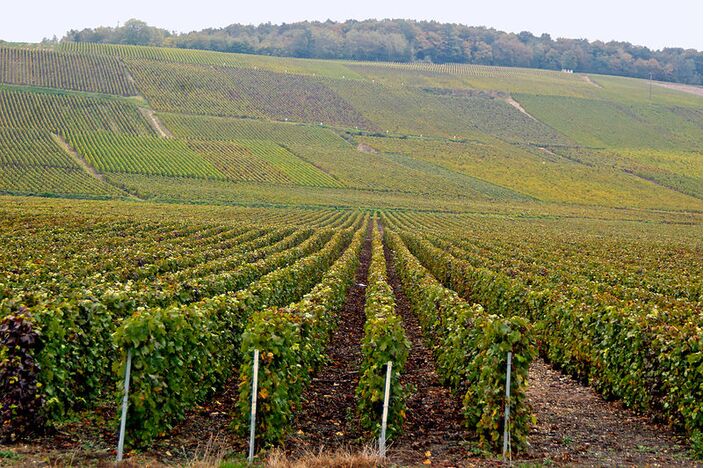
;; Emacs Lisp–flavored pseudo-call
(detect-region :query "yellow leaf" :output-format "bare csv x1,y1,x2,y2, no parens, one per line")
425,451,432,457
423,460,432,465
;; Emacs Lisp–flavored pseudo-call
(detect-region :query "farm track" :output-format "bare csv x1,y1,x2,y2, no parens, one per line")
51,133,144,200
519,358,696,466
381,229,472,467
284,221,373,455
139,107,173,138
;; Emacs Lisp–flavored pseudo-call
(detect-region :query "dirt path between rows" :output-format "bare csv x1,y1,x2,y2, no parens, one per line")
52,133,108,182
382,229,472,467
140,372,248,464
582,75,602,88
284,221,373,456
503,95,537,121
517,358,696,466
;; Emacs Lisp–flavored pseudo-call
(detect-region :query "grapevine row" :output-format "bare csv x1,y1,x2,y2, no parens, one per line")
114,226,355,444
0,46,137,96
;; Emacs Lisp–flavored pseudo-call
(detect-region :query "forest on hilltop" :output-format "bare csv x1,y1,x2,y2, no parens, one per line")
58,18,703,85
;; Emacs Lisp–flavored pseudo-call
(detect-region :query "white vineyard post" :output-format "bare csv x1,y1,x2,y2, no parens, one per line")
116,349,132,462
502,351,513,463
248,349,260,463
379,360,393,458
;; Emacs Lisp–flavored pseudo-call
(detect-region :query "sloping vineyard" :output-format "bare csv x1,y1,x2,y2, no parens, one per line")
184,139,293,184
0,128,77,168
125,58,374,128
58,41,360,79
0,88,152,135
157,113,489,196
0,127,125,196
0,165,123,197
347,61,599,97
65,131,224,179
59,41,247,67
0,47,137,96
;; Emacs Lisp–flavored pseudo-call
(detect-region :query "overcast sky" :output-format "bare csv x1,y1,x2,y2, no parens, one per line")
2,0,702,50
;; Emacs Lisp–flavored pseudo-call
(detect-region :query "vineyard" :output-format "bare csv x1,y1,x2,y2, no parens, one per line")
0,47,137,96
0,42,699,211
0,38,701,466
0,197,701,466
125,59,375,128
64,131,224,179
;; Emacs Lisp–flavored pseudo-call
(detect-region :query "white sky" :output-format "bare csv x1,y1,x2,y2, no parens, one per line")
2,0,702,50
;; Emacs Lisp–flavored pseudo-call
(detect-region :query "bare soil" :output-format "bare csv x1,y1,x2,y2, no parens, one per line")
356,143,378,154
503,95,537,120
284,221,373,456
139,107,173,138
516,358,696,466
581,75,602,88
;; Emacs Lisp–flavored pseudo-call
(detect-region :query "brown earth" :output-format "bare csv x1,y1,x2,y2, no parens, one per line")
516,358,696,466
284,221,373,456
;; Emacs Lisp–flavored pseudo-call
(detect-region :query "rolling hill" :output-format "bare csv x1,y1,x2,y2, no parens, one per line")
0,41,701,213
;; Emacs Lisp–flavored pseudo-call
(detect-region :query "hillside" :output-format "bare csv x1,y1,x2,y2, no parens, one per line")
0,42,701,213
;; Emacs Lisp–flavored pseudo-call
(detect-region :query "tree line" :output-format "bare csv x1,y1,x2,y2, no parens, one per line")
61,19,703,85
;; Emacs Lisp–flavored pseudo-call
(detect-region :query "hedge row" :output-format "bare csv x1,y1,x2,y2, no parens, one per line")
385,230,535,450
235,217,370,445
355,224,409,439
113,227,354,446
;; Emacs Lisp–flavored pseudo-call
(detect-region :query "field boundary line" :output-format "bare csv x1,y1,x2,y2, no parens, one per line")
139,107,173,138
503,95,537,120
51,133,144,200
